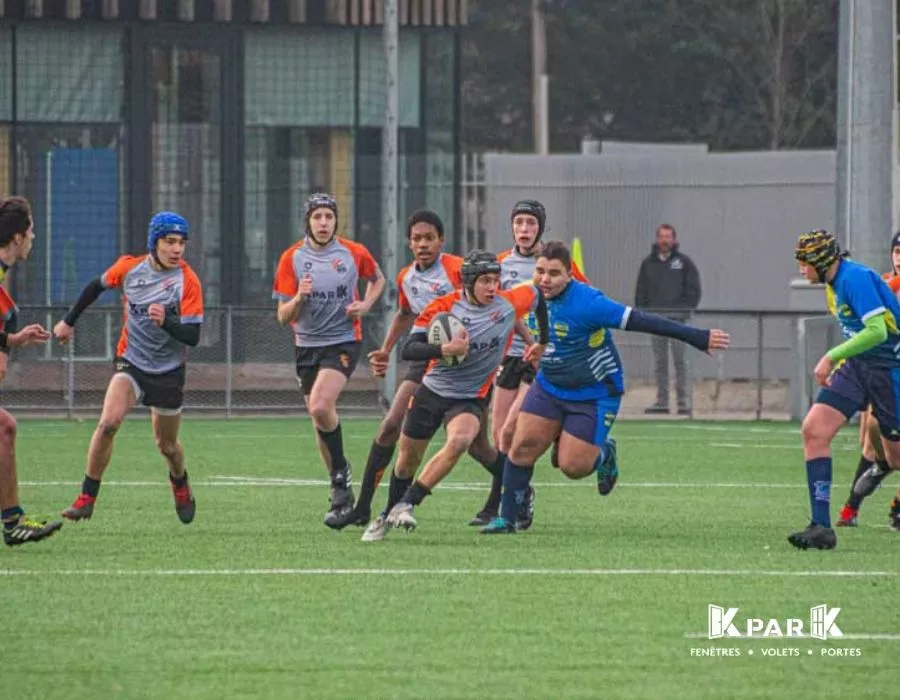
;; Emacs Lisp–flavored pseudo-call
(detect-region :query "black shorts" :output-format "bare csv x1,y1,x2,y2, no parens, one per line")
402,360,429,384
295,342,361,395
495,354,536,390
114,358,185,413
402,384,490,441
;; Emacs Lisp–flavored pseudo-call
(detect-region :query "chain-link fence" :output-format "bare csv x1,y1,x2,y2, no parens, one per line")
0,305,833,421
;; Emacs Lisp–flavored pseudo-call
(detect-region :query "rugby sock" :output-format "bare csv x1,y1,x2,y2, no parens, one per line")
805,457,832,528
318,424,348,481
386,472,413,514
82,475,101,498
849,459,891,508
401,480,431,507
846,456,873,508
169,470,188,489
357,442,395,512
1,505,24,530
499,457,534,523
592,444,610,471
481,452,505,511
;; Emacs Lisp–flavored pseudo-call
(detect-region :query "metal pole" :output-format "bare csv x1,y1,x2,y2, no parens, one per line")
835,0,893,269
531,0,548,154
538,74,550,155
225,306,233,419
66,336,75,420
756,313,764,421
382,0,400,402
44,150,53,361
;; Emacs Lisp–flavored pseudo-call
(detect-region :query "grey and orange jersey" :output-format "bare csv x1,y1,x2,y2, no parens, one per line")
397,253,463,316
498,247,590,357
273,236,382,347
102,255,204,374
413,285,539,399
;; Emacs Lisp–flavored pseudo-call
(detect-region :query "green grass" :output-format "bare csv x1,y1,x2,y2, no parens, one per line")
3,418,899,699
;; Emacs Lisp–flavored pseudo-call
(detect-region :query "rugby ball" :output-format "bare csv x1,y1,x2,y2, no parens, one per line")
427,312,467,367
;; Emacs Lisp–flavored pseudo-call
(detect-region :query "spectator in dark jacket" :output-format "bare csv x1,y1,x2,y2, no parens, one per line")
634,224,702,415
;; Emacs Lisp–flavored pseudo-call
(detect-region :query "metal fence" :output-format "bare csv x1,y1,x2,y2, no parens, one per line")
0,305,834,422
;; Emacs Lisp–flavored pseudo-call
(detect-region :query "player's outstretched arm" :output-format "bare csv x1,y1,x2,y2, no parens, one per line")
53,276,108,343
624,308,729,353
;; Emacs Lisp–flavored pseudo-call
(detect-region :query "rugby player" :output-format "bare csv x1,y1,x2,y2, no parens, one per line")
482,241,729,534
791,230,900,548
363,250,548,540
55,212,204,525
273,193,385,525
0,196,62,546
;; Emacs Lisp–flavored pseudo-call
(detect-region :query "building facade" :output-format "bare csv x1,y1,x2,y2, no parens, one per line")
0,0,465,308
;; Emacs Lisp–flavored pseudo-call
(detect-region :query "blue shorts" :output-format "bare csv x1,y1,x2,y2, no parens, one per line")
817,359,900,440
520,380,621,446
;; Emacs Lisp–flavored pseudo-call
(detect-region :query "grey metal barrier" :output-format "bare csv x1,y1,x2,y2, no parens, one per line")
0,305,832,421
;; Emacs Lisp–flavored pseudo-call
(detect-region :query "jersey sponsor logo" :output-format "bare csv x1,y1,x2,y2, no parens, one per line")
490,310,503,323
589,329,607,348
309,284,349,302
128,301,178,318
553,322,569,338
471,336,502,352
331,259,347,273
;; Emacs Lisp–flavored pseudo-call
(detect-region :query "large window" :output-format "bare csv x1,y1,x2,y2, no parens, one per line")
149,45,223,307
10,26,124,306
0,28,11,123
244,127,353,304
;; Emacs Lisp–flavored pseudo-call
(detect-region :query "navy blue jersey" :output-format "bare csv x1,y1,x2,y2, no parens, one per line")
537,280,630,401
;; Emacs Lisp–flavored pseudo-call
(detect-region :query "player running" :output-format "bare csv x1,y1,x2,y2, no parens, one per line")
363,250,548,540
0,196,62,546
482,241,729,535
788,230,900,549
55,212,204,524
837,232,900,527
325,210,505,530
273,193,385,526
470,201,588,526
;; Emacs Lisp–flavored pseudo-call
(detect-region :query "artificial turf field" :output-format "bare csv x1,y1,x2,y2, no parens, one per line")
3,417,899,699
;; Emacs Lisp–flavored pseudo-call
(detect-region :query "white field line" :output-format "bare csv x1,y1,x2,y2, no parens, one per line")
0,568,897,578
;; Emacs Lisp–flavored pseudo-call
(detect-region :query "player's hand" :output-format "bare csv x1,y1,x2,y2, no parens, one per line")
524,342,546,366
297,275,313,300
442,329,469,358
53,320,75,345
814,354,834,387
0,351,7,383
345,300,370,320
706,329,730,353
148,303,166,326
368,349,390,378
9,324,51,348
